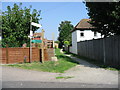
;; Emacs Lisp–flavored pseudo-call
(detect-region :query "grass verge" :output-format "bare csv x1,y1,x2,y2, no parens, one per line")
64,51,120,71
56,76,74,79
6,48,78,73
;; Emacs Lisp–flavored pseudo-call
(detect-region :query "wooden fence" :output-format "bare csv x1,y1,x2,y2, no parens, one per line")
77,35,120,68
0,47,54,64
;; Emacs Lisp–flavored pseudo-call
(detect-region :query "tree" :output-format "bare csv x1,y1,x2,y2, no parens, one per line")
85,1,120,37
54,41,59,44
1,3,42,47
64,41,70,47
58,21,74,48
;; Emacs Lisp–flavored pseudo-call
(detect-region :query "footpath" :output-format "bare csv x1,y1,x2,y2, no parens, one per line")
1,49,119,88
59,49,118,85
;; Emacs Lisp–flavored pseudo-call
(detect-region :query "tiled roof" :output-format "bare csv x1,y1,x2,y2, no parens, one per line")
71,19,96,32
33,33,42,36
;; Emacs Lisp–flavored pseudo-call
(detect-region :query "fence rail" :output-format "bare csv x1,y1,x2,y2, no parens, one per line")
77,35,120,68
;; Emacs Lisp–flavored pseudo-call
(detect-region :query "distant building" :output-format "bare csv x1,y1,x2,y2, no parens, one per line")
54,43,59,48
32,33,42,40
46,40,53,48
70,19,101,54
31,32,54,48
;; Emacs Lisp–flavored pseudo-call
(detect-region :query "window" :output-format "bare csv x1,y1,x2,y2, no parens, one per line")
94,32,97,37
80,32,84,37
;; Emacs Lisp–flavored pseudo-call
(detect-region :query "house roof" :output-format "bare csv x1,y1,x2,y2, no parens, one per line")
33,33,42,37
71,19,96,32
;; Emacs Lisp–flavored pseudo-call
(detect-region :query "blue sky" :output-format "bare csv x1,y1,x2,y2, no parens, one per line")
2,2,89,40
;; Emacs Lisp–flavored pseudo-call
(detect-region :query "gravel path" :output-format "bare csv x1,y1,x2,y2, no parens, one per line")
60,49,118,85
60,55,118,85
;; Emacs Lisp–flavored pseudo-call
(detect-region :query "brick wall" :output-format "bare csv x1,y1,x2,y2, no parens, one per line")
0,48,54,64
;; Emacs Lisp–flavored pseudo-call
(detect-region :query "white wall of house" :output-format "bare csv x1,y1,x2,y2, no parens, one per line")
71,30,79,54
71,30,101,54
0,36,1,40
78,30,101,41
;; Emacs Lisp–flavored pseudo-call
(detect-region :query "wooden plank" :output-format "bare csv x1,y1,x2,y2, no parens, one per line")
6,45,9,64
114,36,119,67
118,36,120,68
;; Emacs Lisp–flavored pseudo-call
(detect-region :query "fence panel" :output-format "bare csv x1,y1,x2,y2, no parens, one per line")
119,36,120,67
114,36,119,67
77,35,120,68
93,39,99,61
0,47,54,64
45,48,54,61
104,37,112,65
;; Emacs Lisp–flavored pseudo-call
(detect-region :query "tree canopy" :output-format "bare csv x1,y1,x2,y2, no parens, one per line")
54,41,59,44
64,41,70,47
85,1,120,37
1,3,42,47
58,21,74,48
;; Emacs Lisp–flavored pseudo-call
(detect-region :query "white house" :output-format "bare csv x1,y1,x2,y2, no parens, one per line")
0,32,1,40
70,19,101,54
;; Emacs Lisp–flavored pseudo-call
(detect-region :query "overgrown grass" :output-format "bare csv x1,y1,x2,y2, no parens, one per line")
55,49,79,64
64,51,120,71
7,48,78,73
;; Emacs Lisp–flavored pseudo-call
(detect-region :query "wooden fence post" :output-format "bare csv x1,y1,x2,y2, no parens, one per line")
41,29,45,63
103,38,106,65
29,45,31,63
6,44,9,64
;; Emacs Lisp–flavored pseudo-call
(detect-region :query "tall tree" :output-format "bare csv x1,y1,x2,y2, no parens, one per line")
58,21,74,48
85,1,120,37
1,3,41,47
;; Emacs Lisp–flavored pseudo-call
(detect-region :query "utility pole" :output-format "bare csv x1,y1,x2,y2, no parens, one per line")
29,17,33,63
52,33,55,57
41,29,45,63
29,17,42,63
103,38,106,65
52,33,55,48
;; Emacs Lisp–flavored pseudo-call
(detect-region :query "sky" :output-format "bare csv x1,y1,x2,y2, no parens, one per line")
2,2,89,41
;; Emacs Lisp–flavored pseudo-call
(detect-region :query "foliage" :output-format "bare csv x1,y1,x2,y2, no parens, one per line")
55,48,79,64
54,41,59,44
55,48,64,56
64,41,70,47
85,1,120,37
58,21,74,48
1,3,42,47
